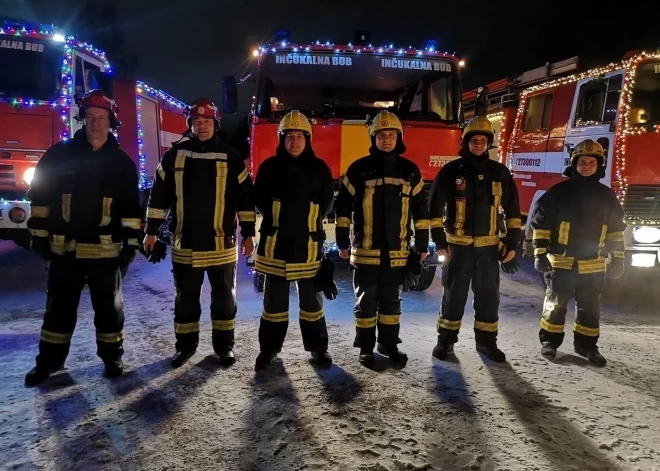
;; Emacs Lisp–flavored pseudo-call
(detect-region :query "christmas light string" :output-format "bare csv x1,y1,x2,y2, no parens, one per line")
507,51,660,223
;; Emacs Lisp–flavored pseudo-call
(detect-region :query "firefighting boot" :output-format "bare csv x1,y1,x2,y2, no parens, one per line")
359,348,375,368
255,351,277,370
217,349,236,366
171,350,196,368
377,343,408,364
311,350,333,367
476,341,507,363
104,359,124,378
575,345,607,367
24,364,64,387
432,338,455,360
541,343,558,359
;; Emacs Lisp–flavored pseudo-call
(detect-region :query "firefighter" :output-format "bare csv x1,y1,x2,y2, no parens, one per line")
531,139,625,366
144,98,255,368
253,110,334,369
335,110,430,368
24,90,142,386
428,116,521,363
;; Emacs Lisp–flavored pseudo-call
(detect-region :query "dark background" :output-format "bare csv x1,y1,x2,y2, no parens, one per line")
2,0,659,132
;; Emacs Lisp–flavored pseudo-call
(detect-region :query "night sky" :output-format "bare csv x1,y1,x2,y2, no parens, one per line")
2,0,659,131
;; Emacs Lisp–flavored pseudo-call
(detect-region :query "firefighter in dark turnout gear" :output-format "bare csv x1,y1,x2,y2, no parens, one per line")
531,139,625,367
336,111,430,368
24,90,142,386
254,111,335,369
429,116,522,363
144,98,256,368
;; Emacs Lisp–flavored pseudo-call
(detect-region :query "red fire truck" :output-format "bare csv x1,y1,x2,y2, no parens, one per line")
463,52,660,269
0,21,188,248
223,32,465,290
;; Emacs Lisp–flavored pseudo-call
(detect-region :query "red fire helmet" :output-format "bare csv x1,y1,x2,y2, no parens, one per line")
187,98,220,122
77,89,120,128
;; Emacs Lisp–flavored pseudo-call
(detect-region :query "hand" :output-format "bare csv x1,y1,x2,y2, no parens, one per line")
534,255,552,273
606,257,625,280
501,249,516,264
339,249,350,259
143,234,157,252
420,252,428,262
241,237,255,257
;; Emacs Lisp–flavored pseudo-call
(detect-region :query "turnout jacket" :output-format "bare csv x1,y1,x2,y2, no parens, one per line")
254,148,334,281
429,150,522,250
145,136,255,268
26,130,142,258
530,176,626,274
335,150,429,267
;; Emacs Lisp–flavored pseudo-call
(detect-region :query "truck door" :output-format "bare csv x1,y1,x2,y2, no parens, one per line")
564,71,624,187
511,92,553,173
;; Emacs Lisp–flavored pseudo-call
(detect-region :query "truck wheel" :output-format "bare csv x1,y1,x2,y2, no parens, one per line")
409,263,437,291
253,272,265,293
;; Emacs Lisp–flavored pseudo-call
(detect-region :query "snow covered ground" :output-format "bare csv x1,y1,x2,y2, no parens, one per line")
1,239,660,471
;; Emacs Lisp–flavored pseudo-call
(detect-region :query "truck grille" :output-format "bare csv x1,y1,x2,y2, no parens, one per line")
624,185,660,221
0,164,15,180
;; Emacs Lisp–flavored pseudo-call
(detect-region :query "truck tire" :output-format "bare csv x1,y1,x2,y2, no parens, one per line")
409,263,437,291
254,272,265,293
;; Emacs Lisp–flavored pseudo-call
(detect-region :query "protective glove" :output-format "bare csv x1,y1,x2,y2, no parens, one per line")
139,238,167,264
606,257,625,280
534,255,553,273
314,255,338,300
500,257,520,274
31,236,52,261
498,239,519,274
402,249,422,292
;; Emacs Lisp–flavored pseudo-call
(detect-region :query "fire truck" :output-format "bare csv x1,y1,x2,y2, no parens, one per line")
463,51,660,269
0,21,188,248
222,32,465,291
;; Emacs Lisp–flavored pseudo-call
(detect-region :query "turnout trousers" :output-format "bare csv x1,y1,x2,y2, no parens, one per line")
437,244,500,344
36,255,124,369
172,262,237,353
258,275,328,353
540,269,603,349
352,264,404,350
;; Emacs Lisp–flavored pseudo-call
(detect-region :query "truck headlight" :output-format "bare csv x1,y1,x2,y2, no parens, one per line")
633,226,660,244
23,167,36,185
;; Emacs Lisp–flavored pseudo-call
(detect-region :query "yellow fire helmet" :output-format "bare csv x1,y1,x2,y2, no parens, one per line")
570,139,605,164
369,110,403,137
278,110,313,139
462,116,494,143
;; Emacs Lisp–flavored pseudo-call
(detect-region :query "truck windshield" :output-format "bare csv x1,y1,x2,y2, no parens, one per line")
0,37,63,102
631,61,660,125
255,52,459,122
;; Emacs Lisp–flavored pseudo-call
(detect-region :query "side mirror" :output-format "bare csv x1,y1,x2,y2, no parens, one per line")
222,76,238,114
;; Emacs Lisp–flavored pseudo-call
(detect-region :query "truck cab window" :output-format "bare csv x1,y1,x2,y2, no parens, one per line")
522,93,553,132
430,76,455,121
74,56,102,100
630,62,660,125
574,75,622,126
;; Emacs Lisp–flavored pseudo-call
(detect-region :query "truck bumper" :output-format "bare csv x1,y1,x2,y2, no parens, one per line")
0,200,30,230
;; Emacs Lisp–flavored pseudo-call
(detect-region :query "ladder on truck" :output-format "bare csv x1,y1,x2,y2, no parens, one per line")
463,56,580,116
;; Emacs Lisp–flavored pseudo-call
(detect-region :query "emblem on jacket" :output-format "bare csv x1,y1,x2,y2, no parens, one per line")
455,177,466,191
